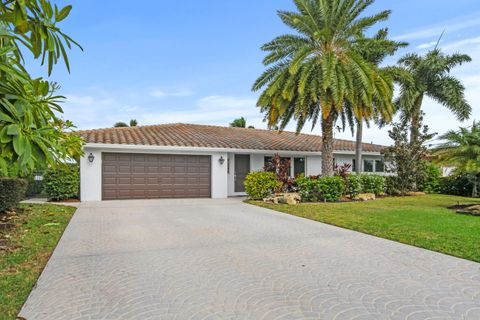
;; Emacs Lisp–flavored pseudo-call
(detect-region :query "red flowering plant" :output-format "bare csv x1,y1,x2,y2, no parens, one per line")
264,153,297,192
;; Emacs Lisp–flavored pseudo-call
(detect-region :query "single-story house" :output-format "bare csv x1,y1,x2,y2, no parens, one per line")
78,123,386,201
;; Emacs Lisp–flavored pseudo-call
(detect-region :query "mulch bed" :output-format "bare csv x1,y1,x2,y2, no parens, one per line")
0,208,23,252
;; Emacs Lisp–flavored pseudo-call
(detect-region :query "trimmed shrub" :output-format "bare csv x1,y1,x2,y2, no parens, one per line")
360,174,385,195
385,176,400,196
43,165,80,201
0,178,28,212
439,174,474,197
297,176,344,202
244,171,281,200
417,163,442,193
345,174,363,198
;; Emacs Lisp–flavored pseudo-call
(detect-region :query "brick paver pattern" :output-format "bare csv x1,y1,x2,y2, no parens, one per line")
19,199,480,320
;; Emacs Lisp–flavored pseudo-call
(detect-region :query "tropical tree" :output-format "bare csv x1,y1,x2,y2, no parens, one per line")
396,48,472,144
113,119,138,128
433,122,480,197
113,122,129,128
253,0,394,176
230,117,246,128
383,114,436,195
351,29,407,174
0,0,82,176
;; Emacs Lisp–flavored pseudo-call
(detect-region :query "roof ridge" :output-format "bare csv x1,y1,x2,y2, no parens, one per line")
76,122,387,151
77,122,323,138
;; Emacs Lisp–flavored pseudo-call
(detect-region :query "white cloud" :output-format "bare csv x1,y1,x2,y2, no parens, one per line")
442,36,480,51
149,88,193,98
416,41,437,50
394,13,480,41
149,89,166,97
141,95,261,125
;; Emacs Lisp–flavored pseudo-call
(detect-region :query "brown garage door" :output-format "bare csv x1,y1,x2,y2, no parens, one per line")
102,153,211,200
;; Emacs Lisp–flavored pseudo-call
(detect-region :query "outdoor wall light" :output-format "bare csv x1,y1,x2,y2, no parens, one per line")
218,156,225,165
88,153,95,163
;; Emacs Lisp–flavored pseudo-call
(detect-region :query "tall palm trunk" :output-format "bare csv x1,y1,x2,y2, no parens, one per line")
355,119,363,174
321,111,335,176
410,94,424,144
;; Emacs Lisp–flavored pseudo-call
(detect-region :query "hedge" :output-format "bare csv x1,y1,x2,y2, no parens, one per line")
244,171,282,200
0,178,28,212
360,174,385,195
43,166,80,201
297,176,344,202
345,174,362,198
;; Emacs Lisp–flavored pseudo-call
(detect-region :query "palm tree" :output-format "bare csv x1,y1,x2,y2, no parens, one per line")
396,48,472,144
253,0,394,176
433,122,480,197
351,29,407,173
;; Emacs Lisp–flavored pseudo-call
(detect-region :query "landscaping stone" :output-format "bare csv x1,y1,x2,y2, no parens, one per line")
263,196,279,204
406,191,427,196
263,193,301,205
457,204,480,216
356,193,376,201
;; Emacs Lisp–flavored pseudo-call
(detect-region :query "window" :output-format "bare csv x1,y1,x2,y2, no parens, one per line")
352,159,356,172
375,160,385,173
294,158,305,177
363,159,374,172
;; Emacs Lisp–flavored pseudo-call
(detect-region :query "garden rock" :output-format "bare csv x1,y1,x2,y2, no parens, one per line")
456,204,480,216
282,193,301,205
356,193,376,201
263,197,279,204
263,193,301,205
406,192,426,196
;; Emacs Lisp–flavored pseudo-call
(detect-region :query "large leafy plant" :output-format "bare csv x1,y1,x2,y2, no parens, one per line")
0,0,82,176
433,122,480,197
244,171,282,200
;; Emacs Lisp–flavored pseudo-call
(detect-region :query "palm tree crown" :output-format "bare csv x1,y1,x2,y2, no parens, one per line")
252,0,394,176
396,48,472,143
433,122,480,196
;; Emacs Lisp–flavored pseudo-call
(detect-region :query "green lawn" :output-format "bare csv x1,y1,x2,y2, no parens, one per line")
0,203,76,320
249,194,480,262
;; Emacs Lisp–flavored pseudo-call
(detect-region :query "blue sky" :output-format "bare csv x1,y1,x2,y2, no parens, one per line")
29,0,480,145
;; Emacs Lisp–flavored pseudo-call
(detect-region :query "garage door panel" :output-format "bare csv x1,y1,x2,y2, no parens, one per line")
199,167,209,173
103,165,117,173
102,153,211,200
117,154,132,161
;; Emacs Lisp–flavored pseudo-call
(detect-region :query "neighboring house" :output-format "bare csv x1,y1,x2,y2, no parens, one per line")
78,123,386,201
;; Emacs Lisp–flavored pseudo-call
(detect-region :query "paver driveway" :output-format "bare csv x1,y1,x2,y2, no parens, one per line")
20,198,480,320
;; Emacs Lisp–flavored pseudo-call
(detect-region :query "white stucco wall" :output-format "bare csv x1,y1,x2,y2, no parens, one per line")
210,152,228,198
306,156,322,176
80,148,103,201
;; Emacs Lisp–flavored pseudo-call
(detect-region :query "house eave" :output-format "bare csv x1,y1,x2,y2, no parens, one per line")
83,143,382,156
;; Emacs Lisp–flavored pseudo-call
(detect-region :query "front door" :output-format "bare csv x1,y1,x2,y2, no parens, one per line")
234,154,250,192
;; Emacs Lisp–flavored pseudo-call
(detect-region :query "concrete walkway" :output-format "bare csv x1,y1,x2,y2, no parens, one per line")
19,198,480,320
